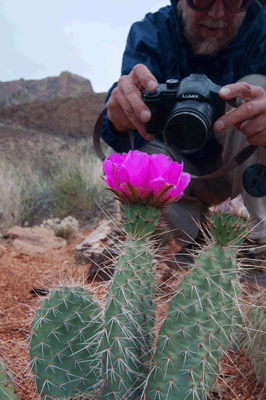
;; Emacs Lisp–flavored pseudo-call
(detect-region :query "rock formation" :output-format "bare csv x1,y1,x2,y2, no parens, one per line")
0,71,94,107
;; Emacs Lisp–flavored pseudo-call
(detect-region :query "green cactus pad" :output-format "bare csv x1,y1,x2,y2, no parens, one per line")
0,357,19,399
210,213,248,246
29,287,102,399
101,237,156,399
121,203,162,238
146,244,243,400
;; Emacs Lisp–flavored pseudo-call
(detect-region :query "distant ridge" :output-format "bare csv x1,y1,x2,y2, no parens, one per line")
0,71,94,108
0,71,107,138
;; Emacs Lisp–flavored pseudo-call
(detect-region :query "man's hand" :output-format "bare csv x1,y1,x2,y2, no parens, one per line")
107,64,158,141
213,82,266,146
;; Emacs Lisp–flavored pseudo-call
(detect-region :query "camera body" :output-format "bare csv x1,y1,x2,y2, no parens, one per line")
143,73,238,153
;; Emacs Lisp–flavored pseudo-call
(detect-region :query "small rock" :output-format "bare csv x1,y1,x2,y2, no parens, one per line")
75,219,123,264
5,226,66,255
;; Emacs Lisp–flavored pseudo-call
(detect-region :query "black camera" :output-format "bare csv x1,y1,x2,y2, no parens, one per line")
143,73,240,153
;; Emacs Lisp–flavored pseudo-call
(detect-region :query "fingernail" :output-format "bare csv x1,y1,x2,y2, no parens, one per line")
140,110,151,122
145,134,155,141
147,80,157,91
213,120,225,131
220,87,230,96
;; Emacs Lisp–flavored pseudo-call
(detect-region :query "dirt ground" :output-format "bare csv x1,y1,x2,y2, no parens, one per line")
0,228,97,399
0,227,266,400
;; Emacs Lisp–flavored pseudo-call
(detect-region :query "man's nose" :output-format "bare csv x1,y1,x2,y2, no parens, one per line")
207,0,226,19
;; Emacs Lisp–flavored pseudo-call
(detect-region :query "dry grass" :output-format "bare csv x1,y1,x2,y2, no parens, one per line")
0,127,111,231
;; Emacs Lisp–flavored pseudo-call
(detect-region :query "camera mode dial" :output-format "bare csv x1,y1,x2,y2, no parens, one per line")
166,79,179,89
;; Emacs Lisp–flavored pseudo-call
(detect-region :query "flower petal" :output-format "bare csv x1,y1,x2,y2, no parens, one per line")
103,159,119,190
149,154,172,182
167,161,184,185
176,172,191,192
119,183,132,197
103,159,129,190
114,163,129,185
166,173,191,198
108,153,127,163
103,150,191,208
149,177,169,197
124,150,150,189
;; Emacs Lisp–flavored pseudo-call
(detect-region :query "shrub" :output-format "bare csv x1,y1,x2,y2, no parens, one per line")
40,216,79,239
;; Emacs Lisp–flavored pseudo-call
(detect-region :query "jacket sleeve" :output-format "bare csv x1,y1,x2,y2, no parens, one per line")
100,13,166,153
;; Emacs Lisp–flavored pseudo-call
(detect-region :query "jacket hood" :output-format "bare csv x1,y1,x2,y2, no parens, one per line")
170,0,178,13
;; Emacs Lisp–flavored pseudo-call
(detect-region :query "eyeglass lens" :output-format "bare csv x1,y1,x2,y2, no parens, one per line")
188,0,251,12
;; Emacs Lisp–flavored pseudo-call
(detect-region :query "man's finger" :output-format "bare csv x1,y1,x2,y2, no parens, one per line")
131,64,158,92
213,99,264,132
219,82,265,102
239,114,266,136
247,130,266,146
120,76,153,123
107,101,135,131
109,88,155,141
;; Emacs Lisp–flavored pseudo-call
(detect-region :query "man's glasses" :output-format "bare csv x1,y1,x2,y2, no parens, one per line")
186,0,253,13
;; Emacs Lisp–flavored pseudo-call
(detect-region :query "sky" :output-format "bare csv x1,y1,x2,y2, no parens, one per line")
1,0,170,93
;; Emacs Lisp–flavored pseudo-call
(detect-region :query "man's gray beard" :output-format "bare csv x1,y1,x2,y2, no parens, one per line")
181,7,246,58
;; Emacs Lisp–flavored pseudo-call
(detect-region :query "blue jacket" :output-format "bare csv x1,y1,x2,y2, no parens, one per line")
100,0,266,163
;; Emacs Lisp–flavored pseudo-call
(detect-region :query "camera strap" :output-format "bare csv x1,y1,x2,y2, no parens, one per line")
93,105,258,180
161,129,258,180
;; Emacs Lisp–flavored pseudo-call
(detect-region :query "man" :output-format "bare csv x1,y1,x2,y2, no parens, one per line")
100,0,266,251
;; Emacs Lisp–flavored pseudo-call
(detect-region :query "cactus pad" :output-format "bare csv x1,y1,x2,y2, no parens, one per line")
0,357,19,399
146,244,243,400
121,203,162,237
101,236,156,399
209,195,249,246
29,287,102,399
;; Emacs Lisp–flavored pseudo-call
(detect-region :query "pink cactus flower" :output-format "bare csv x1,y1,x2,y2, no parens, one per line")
103,150,191,208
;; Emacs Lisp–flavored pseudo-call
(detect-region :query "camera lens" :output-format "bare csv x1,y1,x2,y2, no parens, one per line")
164,100,213,153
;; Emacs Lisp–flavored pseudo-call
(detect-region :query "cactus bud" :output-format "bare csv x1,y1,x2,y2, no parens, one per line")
209,195,249,246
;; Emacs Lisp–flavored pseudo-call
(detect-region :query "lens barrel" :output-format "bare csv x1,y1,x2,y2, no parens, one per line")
164,100,213,153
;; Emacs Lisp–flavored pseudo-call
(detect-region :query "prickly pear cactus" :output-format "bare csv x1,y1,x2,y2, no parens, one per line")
101,203,161,399
146,195,249,400
29,287,102,399
27,147,251,400
0,356,19,399
243,301,266,388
